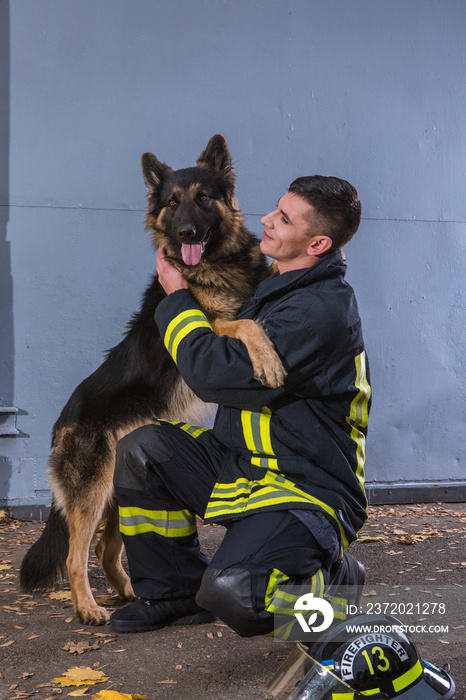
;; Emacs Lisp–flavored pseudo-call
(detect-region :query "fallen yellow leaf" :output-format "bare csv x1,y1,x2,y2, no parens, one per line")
94,597,119,607
68,688,90,697
49,590,73,600
53,667,109,687
67,668,109,682
92,692,149,699
54,677,92,687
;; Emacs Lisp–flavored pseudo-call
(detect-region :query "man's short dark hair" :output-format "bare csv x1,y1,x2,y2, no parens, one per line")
288,175,361,249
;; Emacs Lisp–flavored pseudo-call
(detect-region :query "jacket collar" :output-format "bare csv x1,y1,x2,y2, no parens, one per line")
252,249,346,302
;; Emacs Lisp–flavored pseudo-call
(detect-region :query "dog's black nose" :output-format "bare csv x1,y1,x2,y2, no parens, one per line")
178,225,197,241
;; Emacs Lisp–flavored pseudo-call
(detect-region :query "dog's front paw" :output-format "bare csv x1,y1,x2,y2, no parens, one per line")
252,349,287,388
77,604,110,626
211,318,287,388
246,322,287,388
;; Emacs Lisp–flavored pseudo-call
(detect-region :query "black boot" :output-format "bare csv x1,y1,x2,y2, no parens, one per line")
110,596,215,633
327,550,365,607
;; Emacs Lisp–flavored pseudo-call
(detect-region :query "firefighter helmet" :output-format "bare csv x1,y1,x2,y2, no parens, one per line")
267,614,455,700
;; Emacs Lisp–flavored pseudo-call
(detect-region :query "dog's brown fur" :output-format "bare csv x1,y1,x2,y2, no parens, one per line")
20,135,285,624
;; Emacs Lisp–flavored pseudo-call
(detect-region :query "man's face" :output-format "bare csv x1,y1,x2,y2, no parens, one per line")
260,191,316,271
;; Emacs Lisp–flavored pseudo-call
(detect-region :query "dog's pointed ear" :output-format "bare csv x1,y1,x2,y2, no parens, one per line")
142,153,172,191
197,134,234,181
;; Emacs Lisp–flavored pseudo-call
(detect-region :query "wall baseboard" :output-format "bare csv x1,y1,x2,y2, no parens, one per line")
365,482,466,505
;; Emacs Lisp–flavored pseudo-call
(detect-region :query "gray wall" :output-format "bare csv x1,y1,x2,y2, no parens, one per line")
1,0,465,512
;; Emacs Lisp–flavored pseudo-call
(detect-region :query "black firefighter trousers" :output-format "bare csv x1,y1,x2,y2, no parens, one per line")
113,421,353,638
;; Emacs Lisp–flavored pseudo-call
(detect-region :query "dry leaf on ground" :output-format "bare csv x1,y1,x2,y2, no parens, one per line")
62,640,101,654
92,691,149,699
49,590,73,600
53,667,109,687
94,597,119,607
397,532,440,545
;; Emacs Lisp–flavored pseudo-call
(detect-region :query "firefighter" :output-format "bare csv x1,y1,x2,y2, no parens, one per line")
110,175,371,636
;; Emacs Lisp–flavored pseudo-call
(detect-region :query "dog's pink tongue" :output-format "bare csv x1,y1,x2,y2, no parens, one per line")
181,243,203,266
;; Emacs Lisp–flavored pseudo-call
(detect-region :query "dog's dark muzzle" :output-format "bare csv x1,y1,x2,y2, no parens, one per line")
178,224,199,243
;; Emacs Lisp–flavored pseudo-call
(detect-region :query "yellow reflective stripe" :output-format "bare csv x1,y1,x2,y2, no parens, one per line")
265,568,290,612
119,506,196,538
393,660,423,693
265,568,287,607
265,569,326,618
163,309,212,363
350,352,371,427
120,506,194,520
269,619,298,640
205,476,348,548
266,570,326,616
328,593,348,621
316,569,325,596
361,689,381,696
330,596,347,608
241,406,274,458
204,497,248,516
259,407,273,453
171,321,211,362
180,424,209,439
209,478,251,495
158,419,209,439
241,410,256,452
120,522,196,537
346,351,371,493
333,611,347,621
206,490,309,517
267,590,298,616
251,455,279,470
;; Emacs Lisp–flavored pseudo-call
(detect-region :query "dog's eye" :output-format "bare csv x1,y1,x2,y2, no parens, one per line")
199,194,209,203
168,199,177,208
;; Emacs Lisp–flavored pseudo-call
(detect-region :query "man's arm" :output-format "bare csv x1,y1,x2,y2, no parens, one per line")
156,249,286,388
155,248,324,409
155,285,323,411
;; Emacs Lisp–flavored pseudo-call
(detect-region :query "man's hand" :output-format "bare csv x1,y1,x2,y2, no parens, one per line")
156,248,189,295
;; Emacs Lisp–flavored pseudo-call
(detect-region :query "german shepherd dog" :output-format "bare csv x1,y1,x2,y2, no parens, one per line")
20,135,285,625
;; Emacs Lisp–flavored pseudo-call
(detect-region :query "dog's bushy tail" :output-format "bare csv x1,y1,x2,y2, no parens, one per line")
20,502,69,592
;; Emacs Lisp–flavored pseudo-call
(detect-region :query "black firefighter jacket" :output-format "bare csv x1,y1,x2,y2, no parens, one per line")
154,250,371,550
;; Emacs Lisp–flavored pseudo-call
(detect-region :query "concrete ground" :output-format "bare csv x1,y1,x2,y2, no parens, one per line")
0,503,465,700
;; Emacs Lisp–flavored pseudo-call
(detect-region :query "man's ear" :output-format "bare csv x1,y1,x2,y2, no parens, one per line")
307,235,333,256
